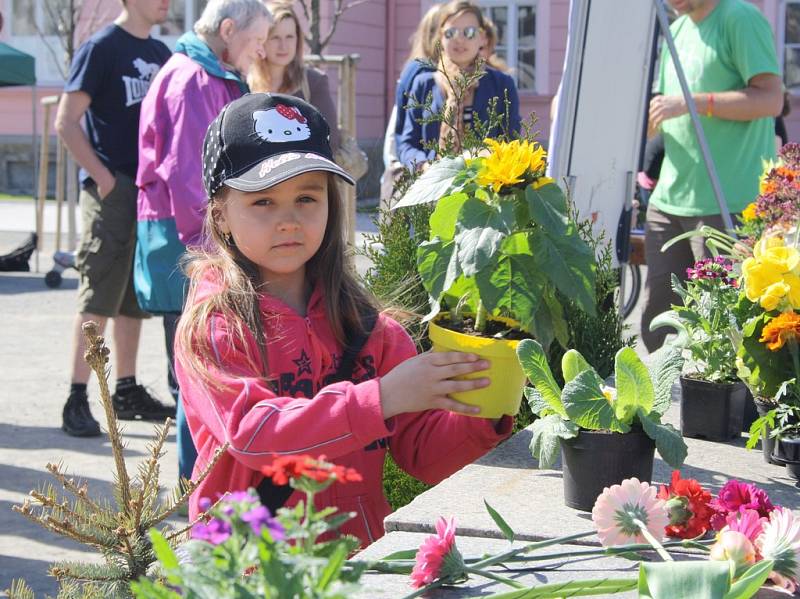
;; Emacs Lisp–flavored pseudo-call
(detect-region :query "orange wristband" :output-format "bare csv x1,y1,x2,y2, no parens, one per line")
706,93,714,117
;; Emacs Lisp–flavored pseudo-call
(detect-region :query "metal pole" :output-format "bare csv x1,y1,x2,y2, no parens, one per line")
653,0,735,234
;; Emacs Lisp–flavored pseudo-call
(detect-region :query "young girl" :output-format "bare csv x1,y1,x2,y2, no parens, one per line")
397,0,521,171
175,93,513,547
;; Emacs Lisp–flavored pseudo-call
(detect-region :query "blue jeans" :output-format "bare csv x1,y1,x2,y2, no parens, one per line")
163,313,197,482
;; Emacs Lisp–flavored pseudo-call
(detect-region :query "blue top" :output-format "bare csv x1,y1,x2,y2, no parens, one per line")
174,31,249,94
397,66,522,169
394,59,434,138
64,24,170,185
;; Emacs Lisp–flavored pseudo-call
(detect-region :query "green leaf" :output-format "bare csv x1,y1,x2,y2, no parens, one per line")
516,340,566,417
638,409,687,469
525,184,569,234
562,349,592,384
524,386,551,415
483,577,638,598
429,192,469,240
563,370,629,433
380,549,418,561
417,238,458,301
648,310,690,348
638,560,730,599
476,250,544,335
149,529,179,571
455,197,511,276
442,275,480,313
484,500,515,543
393,156,465,208
542,286,569,349
529,226,596,316
315,543,348,591
130,579,182,599
650,346,684,416
529,414,579,468
724,559,774,599
614,347,654,422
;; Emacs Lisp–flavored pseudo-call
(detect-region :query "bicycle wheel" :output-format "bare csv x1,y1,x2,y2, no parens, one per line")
620,263,641,319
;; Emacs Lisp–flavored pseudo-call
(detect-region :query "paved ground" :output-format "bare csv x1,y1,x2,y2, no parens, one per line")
0,199,647,596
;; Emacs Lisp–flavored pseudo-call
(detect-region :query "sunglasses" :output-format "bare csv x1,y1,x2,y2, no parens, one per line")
442,26,481,40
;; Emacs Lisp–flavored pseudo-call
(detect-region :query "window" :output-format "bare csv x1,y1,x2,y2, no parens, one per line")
479,0,548,93
784,1,800,90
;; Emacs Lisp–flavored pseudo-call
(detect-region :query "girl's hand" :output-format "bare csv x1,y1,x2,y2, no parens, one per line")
379,352,490,419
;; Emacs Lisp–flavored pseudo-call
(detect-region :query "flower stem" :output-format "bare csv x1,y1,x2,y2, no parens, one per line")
475,301,487,333
632,518,673,561
469,530,596,569
463,566,525,588
398,579,446,599
303,491,315,553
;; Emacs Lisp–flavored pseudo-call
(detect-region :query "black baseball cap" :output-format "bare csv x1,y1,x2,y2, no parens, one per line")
202,93,355,198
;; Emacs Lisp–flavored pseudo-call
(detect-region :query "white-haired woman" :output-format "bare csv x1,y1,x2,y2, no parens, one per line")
135,0,271,485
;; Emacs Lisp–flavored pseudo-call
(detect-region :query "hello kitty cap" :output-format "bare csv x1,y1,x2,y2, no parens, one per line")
202,92,355,198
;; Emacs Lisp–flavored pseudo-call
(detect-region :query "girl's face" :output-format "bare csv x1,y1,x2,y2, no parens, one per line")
218,171,329,284
225,16,270,74
264,17,298,68
440,10,486,70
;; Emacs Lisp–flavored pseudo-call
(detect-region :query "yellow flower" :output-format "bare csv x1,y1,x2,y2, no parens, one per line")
476,138,548,193
760,281,790,311
742,202,758,223
533,176,555,190
759,157,783,194
742,257,781,303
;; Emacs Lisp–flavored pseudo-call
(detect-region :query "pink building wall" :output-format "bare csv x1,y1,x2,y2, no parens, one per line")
0,0,797,149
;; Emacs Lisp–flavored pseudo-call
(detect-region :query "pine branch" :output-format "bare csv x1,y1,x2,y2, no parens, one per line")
133,418,172,532
144,443,228,529
44,461,104,514
82,322,132,514
6,578,35,599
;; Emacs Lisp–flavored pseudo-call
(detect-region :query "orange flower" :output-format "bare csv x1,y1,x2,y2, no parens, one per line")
760,311,800,351
261,454,362,485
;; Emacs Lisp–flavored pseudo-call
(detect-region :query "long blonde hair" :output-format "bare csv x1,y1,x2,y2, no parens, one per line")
408,3,443,63
248,1,305,94
176,174,378,388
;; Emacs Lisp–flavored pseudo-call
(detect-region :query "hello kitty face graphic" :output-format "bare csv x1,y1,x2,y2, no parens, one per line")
253,104,311,142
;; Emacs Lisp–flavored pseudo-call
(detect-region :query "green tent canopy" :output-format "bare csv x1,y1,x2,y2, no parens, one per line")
0,41,35,86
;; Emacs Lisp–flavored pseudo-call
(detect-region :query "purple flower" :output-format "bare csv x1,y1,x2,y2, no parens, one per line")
198,497,212,512
226,491,254,504
193,518,232,544
241,505,285,540
709,480,775,531
686,257,736,286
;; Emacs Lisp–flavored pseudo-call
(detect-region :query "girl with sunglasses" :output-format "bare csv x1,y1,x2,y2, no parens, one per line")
397,0,521,170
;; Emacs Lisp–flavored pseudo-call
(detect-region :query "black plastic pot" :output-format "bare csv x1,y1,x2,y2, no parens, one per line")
561,428,655,512
755,398,782,466
742,388,759,432
772,437,800,481
679,377,745,441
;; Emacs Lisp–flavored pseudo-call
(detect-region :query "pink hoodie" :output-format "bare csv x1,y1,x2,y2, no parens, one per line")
176,271,513,546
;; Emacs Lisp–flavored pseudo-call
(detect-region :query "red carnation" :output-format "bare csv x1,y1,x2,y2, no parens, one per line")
657,470,714,539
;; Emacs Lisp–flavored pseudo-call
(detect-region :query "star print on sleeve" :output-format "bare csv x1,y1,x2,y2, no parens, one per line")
292,349,313,376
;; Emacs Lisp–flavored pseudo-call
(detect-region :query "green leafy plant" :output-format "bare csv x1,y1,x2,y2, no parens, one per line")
517,340,687,469
650,258,740,383
132,456,368,599
394,141,596,349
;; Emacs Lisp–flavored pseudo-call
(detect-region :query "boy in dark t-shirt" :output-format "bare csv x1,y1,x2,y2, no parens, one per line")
55,0,174,437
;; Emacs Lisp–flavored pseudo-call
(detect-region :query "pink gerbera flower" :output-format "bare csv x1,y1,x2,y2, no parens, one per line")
709,480,774,531
592,478,669,547
723,508,768,546
409,516,465,588
757,508,800,594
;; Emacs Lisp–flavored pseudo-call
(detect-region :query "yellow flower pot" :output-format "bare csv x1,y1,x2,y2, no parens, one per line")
428,314,527,418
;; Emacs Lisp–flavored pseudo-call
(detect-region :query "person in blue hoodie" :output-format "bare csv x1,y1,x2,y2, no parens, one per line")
397,1,521,171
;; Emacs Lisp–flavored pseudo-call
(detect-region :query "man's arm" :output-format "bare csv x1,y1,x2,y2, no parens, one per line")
649,73,783,132
54,91,116,198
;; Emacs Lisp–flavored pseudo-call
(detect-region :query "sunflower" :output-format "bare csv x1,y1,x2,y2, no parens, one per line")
476,138,547,193
741,202,758,223
759,311,800,351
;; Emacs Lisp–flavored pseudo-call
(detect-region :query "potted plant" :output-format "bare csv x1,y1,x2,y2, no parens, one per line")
393,139,597,418
651,257,746,441
517,339,688,511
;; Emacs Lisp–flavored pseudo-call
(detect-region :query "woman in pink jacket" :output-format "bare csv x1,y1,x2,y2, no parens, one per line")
175,93,513,547
135,0,271,484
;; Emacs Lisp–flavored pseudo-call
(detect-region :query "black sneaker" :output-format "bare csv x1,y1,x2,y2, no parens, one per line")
112,385,176,421
62,393,102,437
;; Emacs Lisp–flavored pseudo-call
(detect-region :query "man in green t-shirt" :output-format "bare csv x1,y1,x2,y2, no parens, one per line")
641,0,782,351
